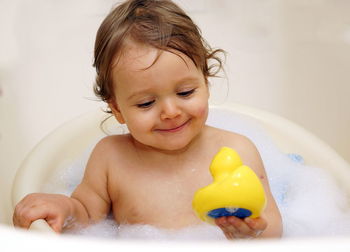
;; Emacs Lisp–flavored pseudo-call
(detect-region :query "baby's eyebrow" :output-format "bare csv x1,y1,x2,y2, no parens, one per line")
177,76,201,83
127,88,153,100
127,76,201,100
171,76,202,89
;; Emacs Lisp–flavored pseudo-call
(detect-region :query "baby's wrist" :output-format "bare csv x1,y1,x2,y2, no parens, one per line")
69,197,89,225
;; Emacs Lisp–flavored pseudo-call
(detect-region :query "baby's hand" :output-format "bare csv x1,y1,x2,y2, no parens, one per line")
215,216,267,240
13,193,73,233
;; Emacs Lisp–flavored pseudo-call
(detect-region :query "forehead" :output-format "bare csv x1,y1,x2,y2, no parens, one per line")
111,41,203,89
113,41,196,73
115,41,158,71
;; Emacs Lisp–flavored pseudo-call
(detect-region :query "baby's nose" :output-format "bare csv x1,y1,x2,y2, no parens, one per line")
160,99,181,120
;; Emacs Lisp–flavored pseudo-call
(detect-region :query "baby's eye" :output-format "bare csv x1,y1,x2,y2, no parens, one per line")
177,89,195,97
136,100,155,108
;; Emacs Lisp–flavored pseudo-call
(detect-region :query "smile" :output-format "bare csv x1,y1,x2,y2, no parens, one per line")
155,119,191,133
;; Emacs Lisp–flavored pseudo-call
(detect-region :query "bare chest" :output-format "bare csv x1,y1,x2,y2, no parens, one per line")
109,160,212,229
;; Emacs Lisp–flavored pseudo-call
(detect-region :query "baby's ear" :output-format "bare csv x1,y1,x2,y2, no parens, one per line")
108,100,126,124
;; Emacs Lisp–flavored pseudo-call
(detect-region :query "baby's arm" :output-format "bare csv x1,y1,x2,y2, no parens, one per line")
216,136,283,239
70,138,112,224
13,139,111,232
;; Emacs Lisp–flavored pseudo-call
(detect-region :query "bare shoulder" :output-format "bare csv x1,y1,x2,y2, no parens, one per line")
206,126,264,173
206,126,257,150
95,134,133,152
86,134,134,170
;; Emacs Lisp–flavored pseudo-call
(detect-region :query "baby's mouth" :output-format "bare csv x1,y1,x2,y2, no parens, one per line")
155,119,191,133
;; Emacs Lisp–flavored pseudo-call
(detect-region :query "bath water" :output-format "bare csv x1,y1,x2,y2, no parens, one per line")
43,110,350,240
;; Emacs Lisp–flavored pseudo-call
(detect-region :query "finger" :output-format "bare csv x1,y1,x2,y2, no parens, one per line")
216,217,244,239
218,216,264,239
215,216,227,226
12,213,26,228
46,216,64,233
13,194,43,228
245,217,268,232
14,204,52,229
215,217,233,236
223,231,235,240
13,205,34,229
227,216,252,235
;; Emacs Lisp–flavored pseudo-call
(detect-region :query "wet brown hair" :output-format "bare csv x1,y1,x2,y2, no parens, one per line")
93,0,225,107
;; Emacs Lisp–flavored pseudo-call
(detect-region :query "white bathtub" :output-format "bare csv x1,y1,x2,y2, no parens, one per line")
7,103,350,249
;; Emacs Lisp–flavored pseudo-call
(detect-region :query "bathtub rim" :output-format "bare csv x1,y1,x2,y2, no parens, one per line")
2,223,350,250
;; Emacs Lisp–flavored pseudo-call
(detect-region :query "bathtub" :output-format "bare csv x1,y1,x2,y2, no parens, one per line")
8,103,350,249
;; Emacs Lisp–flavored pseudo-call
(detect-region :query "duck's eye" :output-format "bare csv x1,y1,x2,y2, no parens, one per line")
177,89,195,97
137,100,154,108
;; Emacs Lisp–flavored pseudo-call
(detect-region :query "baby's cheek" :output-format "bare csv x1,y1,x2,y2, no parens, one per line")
195,104,209,119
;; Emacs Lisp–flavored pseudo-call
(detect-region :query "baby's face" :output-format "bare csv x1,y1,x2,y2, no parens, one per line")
109,42,209,152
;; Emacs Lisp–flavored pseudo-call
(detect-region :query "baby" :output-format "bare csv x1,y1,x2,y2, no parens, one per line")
13,0,282,240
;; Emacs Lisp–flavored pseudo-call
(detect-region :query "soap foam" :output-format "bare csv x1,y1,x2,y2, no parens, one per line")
43,110,350,240
65,222,226,240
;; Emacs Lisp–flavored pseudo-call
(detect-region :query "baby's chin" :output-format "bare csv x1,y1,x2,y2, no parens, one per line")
130,134,199,154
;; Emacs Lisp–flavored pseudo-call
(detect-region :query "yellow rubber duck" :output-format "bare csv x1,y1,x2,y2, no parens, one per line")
192,147,266,224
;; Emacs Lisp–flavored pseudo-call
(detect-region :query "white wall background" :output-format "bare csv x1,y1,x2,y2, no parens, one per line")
1,0,349,225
